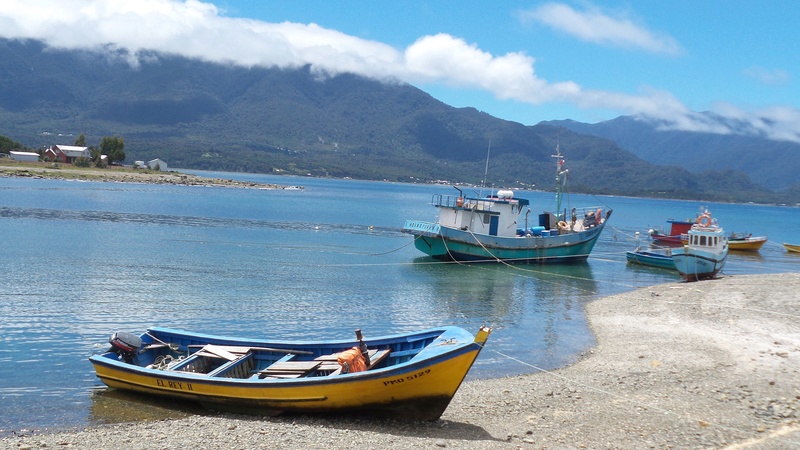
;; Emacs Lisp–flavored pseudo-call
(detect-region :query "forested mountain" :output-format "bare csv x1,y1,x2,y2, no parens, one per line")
543,116,800,193
0,38,794,204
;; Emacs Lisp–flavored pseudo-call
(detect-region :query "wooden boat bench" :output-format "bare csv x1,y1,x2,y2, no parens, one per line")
258,359,322,379
169,344,252,374
207,352,254,378
253,349,391,378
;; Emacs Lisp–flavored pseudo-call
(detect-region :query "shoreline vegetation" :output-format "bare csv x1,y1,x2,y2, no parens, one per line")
1,273,799,449
0,161,290,190
3,160,795,208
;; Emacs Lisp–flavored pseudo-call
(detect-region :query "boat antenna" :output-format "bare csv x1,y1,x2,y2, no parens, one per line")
552,140,568,217
480,140,491,198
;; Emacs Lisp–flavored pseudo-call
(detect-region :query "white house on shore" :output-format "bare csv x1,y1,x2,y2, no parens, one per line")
9,151,40,162
147,159,168,171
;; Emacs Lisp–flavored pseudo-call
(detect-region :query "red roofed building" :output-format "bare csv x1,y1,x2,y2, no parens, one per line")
43,145,90,164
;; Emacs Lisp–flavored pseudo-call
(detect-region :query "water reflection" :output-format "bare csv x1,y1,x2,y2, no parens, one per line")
406,260,599,377
89,388,207,426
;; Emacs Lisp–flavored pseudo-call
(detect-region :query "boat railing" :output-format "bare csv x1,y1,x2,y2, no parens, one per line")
553,206,607,223
430,194,496,212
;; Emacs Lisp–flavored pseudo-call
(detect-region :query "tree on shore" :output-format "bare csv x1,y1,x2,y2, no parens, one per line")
99,136,125,163
0,134,27,154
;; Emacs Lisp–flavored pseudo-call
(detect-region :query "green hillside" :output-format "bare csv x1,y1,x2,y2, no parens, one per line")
0,38,792,204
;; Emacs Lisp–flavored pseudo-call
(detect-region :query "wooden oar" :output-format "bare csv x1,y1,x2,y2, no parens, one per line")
187,344,313,355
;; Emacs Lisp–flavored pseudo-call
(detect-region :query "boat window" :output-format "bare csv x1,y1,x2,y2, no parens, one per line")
483,214,490,224
700,236,707,246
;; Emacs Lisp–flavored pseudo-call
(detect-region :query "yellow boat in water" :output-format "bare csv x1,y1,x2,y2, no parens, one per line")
89,325,491,421
784,243,800,253
727,233,768,251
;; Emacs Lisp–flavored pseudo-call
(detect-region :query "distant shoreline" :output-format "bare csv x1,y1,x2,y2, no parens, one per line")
0,161,292,190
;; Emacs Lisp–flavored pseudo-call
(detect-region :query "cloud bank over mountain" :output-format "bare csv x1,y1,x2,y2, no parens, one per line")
2,0,799,143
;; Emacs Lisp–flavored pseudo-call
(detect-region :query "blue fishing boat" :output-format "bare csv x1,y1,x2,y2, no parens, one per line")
402,145,612,263
672,210,728,281
89,325,491,421
626,246,677,270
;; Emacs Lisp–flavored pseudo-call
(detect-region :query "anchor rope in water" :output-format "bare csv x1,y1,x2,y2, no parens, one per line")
459,227,603,294
490,348,800,446
361,236,417,256
304,227,800,294
434,229,602,295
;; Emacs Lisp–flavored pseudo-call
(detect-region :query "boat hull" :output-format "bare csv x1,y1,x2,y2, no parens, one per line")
728,236,767,251
671,248,727,281
404,220,607,264
783,243,800,253
650,235,686,247
625,250,676,270
89,326,489,421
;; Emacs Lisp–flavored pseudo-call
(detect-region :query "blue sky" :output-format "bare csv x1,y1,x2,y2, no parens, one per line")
2,1,799,142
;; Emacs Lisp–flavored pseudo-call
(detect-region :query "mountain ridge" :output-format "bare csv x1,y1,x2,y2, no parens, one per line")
0,38,794,204
543,116,800,192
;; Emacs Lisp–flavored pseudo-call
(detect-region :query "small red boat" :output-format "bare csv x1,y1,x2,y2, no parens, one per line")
648,218,694,246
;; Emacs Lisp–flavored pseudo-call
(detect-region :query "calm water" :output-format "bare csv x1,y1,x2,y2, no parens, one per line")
1,171,798,434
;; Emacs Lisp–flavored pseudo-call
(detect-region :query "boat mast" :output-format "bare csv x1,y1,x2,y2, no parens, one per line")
480,140,491,198
552,142,568,217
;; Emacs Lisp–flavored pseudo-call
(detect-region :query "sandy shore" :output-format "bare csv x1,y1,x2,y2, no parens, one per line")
3,273,800,449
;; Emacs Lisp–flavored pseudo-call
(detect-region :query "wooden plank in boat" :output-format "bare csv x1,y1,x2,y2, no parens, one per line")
264,360,321,372
368,349,390,368
258,360,321,379
207,353,254,377
196,345,238,361
188,344,312,355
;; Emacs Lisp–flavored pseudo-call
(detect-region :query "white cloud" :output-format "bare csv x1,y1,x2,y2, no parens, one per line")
743,67,791,86
712,102,800,142
401,34,580,103
0,0,798,143
517,2,682,55
0,0,403,76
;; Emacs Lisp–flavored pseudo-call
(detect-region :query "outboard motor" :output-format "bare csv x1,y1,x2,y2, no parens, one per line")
108,331,142,363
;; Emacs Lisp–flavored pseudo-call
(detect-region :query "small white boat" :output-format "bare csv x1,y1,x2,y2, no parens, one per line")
672,210,728,281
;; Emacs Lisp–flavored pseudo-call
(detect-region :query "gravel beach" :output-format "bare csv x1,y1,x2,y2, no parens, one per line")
0,163,288,189
3,272,799,449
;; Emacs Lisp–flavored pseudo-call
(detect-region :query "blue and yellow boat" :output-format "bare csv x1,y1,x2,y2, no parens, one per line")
89,325,491,421
626,246,677,270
